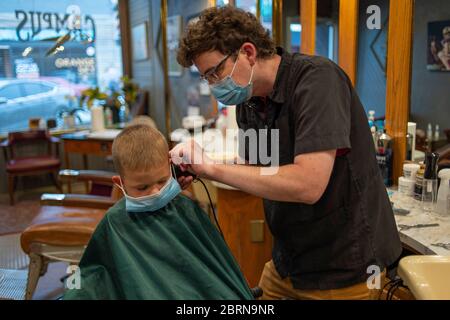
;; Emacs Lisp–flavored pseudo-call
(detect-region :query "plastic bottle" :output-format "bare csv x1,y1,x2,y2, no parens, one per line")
376,129,393,187
414,163,426,201
371,126,377,150
104,108,113,127
368,110,375,128
436,169,450,216
427,123,433,141
435,124,440,141
422,152,440,212
406,132,413,161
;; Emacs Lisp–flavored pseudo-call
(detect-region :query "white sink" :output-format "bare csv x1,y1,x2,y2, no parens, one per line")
398,256,450,300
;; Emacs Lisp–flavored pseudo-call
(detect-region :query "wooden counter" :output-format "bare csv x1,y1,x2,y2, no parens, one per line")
215,185,273,288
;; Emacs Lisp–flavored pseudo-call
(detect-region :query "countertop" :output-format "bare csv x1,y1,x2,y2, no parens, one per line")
389,189,450,256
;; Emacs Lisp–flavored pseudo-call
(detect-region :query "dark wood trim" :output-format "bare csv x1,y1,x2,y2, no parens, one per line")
118,0,132,78
160,0,171,138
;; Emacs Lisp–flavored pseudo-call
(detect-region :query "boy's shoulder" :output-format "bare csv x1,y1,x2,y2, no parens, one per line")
101,197,126,225
173,193,200,207
106,197,126,215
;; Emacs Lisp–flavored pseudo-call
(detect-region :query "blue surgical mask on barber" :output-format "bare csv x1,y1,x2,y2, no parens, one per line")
210,54,254,106
116,176,181,213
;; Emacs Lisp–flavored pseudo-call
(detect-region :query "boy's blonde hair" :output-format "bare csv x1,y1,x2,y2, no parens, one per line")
112,124,168,176
126,115,157,129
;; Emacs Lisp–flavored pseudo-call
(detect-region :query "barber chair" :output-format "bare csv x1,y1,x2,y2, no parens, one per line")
20,170,121,299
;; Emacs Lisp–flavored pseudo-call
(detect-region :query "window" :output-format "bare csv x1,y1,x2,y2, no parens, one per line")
0,0,123,134
260,0,273,35
0,85,22,100
236,0,257,15
22,82,53,96
216,0,230,6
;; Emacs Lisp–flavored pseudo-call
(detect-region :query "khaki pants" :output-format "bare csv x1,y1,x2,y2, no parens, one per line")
258,260,385,300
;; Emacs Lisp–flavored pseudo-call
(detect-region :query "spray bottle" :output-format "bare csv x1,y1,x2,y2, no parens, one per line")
376,127,393,187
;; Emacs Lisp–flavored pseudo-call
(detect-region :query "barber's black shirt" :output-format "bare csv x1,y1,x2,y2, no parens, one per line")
236,47,402,290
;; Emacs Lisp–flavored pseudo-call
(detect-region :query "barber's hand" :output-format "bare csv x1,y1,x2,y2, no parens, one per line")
176,173,194,190
170,139,214,182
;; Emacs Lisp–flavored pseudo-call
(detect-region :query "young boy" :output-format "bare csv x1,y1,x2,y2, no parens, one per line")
63,125,253,300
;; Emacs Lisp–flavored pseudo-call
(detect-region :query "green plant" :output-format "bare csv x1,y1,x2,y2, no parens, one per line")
80,87,108,108
105,91,123,109
121,76,139,106
104,77,140,111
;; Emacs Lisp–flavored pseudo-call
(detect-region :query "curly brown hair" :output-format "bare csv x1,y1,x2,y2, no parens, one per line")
177,6,276,67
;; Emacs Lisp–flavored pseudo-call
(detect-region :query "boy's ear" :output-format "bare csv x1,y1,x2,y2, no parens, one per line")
112,175,121,186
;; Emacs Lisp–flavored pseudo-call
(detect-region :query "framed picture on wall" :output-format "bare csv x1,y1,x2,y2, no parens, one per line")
427,20,450,72
167,15,183,77
132,22,149,61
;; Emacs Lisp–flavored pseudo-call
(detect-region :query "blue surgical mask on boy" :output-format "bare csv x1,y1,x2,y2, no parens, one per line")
210,54,254,106
116,176,181,213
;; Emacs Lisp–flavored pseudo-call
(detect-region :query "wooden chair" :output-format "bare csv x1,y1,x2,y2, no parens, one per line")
0,130,62,205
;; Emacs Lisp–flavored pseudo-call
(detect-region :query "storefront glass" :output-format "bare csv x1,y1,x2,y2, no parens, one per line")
0,0,123,134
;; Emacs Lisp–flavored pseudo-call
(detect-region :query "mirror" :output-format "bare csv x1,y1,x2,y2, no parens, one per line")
259,0,273,35
236,0,257,15
316,0,339,62
355,0,390,122
284,0,300,52
410,0,450,156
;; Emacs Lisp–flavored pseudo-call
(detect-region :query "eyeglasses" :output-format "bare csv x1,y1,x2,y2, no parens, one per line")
199,54,231,84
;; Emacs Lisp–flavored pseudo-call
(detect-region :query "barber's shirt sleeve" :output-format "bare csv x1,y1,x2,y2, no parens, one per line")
292,62,352,156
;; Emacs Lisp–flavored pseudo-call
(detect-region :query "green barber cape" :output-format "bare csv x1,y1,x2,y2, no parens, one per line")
63,194,253,300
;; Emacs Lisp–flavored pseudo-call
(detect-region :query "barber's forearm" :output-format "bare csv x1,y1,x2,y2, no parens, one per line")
204,163,319,204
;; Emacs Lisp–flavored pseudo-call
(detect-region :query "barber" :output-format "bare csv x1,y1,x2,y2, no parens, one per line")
170,6,401,300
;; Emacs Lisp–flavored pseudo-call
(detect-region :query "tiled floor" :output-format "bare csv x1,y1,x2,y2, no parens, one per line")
0,233,68,300
0,183,83,300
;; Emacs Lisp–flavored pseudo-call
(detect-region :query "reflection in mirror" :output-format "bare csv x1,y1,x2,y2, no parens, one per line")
236,0,257,15
259,0,273,35
284,0,300,53
0,0,122,134
355,0,389,120
216,0,230,6
316,0,339,62
410,0,450,155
